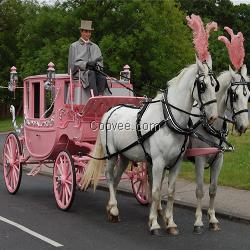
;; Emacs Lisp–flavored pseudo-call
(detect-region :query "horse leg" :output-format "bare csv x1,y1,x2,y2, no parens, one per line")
105,156,120,222
147,163,163,214
147,163,153,203
148,162,165,235
163,162,181,235
157,169,166,216
193,156,206,234
208,154,223,231
113,156,129,191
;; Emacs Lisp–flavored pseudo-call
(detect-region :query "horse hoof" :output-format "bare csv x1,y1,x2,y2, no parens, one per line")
107,214,120,223
193,226,203,234
167,227,179,236
150,228,166,237
209,223,221,231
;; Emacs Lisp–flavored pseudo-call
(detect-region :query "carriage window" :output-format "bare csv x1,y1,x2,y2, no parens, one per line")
33,82,40,118
65,81,70,104
26,81,29,111
44,84,54,118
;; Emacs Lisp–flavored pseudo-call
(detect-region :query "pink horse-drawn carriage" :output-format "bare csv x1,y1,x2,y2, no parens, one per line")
2,60,222,212
2,63,150,210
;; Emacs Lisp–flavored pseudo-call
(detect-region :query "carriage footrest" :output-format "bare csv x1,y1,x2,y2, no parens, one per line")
26,164,42,176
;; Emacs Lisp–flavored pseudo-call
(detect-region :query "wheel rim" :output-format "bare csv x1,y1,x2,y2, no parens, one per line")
131,162,149,205
53,151,75,210
3,134,21,194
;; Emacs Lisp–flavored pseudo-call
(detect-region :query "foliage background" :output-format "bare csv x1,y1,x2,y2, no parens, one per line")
0,0,249,117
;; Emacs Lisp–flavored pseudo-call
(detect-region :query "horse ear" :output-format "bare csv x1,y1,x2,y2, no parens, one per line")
206,54,212,69
196,54,204,73
241,64,247,76
229,65,237,79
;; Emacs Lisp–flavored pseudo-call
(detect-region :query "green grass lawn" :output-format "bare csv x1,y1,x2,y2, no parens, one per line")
179,129,250,190
0,116,23,132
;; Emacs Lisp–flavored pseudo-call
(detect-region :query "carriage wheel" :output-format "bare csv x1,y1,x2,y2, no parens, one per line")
3,132,22,194
131,162,149,205
53,150,76,211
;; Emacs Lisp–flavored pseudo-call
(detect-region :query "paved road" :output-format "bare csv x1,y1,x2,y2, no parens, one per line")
0,133,6,164
0,172,249,250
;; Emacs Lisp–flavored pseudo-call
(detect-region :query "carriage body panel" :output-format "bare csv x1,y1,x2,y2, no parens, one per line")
22,74,143,160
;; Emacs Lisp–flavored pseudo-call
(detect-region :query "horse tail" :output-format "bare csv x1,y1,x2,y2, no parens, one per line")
81,133,105,191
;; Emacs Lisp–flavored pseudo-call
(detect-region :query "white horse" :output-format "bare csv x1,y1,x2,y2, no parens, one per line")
190,65,250,234
82,56,218,235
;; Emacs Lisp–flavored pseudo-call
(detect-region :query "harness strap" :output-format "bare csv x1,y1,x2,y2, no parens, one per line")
87,119,167,161
166,135,189,170
104,105,125,156
233,108,249,117
191,132,223,149
162,89,202,135
136,102,152,163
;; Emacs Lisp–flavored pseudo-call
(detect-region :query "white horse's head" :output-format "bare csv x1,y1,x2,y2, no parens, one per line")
192,55,218,124
228,65,249,134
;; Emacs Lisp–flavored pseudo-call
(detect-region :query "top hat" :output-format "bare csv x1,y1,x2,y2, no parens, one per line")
79,20,94,31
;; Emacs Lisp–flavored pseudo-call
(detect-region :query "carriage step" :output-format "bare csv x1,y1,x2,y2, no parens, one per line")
26,164,42,176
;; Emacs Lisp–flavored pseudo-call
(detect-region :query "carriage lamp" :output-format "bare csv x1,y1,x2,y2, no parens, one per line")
120,64,131,83
8,66,18,92
44,62,55,90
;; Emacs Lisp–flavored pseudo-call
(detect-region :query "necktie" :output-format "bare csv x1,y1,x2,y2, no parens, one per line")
86,43,91,60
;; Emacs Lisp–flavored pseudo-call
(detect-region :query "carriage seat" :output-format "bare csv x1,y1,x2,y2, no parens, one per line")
65,78,111,105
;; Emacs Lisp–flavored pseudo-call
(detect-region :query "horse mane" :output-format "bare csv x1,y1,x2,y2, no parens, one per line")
218,69,250,87
217,71,232,89
168,64,196,86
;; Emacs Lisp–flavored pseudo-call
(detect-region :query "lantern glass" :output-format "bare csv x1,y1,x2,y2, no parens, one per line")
51,70,55,80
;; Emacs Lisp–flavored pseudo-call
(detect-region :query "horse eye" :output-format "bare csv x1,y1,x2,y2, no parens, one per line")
201,83,206,93
243,87,247,96
233,93,238,101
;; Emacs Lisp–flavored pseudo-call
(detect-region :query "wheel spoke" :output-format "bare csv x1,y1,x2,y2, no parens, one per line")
9,170,14,189
62,187,66,205
6,167,11,178
58,188,62,202
65,179,72,185
64,185,69,204
4,152,11,162
13,164,19,172
65,182,71,196
12,169,18,189
6,143,11,158
56,160,63,177
9,138,14,158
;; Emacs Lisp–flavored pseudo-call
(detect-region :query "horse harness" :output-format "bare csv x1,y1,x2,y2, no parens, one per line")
191,73,249,169
200,74,249,151
91,70,219,170
225,74,249,122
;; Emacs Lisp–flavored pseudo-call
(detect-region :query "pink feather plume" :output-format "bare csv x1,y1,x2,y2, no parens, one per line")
186,14,218,62
218,27,245,71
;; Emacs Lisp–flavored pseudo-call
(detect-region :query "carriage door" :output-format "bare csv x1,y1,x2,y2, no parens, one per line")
24,80,56,159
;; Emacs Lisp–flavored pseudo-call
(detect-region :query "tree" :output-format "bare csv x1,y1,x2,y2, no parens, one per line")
178,0,250,74
61,0,194,96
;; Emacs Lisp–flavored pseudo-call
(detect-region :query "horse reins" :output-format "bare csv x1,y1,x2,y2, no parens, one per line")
225,74,249,122
191,62,219,117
